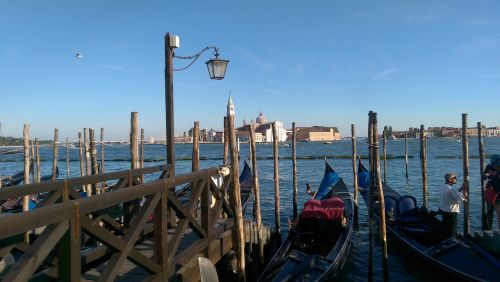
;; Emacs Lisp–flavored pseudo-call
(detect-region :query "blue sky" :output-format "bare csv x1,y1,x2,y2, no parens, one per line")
1,0,499,140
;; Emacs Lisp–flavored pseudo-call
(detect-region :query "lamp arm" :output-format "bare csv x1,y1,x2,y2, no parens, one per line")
173,46,220,71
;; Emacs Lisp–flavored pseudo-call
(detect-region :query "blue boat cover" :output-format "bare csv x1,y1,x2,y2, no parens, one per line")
314,161,340,200
239,161,252,183
357,160,369,189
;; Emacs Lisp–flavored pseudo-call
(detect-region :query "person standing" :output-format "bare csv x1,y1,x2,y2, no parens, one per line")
486,154,500,230
439,173,468,238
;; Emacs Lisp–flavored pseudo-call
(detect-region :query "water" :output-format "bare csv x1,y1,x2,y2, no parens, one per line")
1,137,500,281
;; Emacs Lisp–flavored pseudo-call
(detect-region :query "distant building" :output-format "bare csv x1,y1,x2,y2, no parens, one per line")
295,126,341,141
236,112,287,142
487,127,500,137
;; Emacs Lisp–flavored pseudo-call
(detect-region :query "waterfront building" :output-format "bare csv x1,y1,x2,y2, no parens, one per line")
236,112,287,142
295,126,341,142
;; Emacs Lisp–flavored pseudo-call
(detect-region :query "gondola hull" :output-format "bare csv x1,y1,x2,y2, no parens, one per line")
259,162,354,281
358,160,500,281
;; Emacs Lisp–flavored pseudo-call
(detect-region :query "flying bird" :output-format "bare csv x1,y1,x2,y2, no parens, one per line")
75,53,83,59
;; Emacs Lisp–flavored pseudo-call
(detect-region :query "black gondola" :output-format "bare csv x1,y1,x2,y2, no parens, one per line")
357,160,500,281
259,161,354,281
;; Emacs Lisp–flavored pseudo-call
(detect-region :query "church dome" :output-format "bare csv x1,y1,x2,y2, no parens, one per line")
256,112,267,124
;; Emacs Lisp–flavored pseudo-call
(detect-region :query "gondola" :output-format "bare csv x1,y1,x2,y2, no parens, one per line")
259,161,354,281
357,160,500,281
0,161,33,187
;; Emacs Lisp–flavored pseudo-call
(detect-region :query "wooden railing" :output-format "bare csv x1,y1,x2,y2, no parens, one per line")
0,165,234,281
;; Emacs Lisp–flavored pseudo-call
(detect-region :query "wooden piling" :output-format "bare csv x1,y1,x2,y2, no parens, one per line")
227,100,246,280
23,124,30,212
125,112,140,228
367,112,374,282
84,128,91,195
101,128,106,192
373,113,389,281
405,131,409,179
292,122,298,220
478,122,487,230
248,124,264,263
420,125,428,208
52,129,59,182
35,138,41,182
461,114,470,236
66,137,70,179
223,116,229,165
140,128,145,183
89,129,99,195
272,122,281,237
192,121,200,172
351,124,358,205
23,124,30,242
30,139,35,183
383,129,387,184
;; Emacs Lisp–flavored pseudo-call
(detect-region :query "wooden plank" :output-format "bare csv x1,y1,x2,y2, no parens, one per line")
3,221,68,282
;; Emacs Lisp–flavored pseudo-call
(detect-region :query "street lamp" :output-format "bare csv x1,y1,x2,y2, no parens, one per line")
165,32,229,177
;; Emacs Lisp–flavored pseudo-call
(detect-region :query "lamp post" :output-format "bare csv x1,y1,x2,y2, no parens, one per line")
164,32,229,177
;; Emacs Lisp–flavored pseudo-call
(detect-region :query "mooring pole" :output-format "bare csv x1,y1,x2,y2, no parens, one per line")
227,97,246,281
192,121,200,172
66,137,70,179
23,124,30,242
462,114,470,236
84,128,91,195
249,123,264,264
420,125,428,208
272,122,281,238
52,129,59,183
383,129,387,184
478,122,487,230
140,128,145,183
405,131,409,179
89,129,99,195
373,113,389,281
367,112,374,282
292,122,298,220
223,116,229,165
30,139,35,183
35,138,41,182
351,124,358,205
101,128,106,192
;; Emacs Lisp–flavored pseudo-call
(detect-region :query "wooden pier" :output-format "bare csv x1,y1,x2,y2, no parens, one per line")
0,164,268,281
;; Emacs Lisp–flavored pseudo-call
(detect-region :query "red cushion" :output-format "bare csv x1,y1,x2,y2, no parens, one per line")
301,197,345,221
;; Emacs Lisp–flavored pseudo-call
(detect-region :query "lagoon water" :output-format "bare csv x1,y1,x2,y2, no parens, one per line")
1,137,500,281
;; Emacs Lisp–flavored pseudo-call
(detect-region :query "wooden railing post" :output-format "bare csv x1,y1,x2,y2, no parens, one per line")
58,201,81,281
201,172,211,259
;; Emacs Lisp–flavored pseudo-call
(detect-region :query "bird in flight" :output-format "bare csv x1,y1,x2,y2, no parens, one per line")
75,53,83,59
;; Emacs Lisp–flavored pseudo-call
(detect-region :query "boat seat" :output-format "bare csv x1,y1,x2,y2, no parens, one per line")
397,195,433,235
301,197,345,222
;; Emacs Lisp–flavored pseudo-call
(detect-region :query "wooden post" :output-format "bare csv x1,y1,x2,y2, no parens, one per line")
125,112,140,228
249,124,263,264
23,124,31,210
478,122,487,230
462,114,470,236
66,137,70,178
420,125,428,208
23,124,30,242
272,122,281,237
226,97,246,280
383,129,387,184
35,138,41,182
192,121,200,172
84,128,91,195
373,113,389,280
367,112,374,282
351,124,358,205
30,139,35,183
77,132,85,193
89,129,99,195
101,128,106,192
52,129,59,182
405,131,409,179
223,116,229,165
292,122,298,220
140,128,145,183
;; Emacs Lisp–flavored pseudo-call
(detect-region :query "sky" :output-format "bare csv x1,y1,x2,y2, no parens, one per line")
1,0,499,141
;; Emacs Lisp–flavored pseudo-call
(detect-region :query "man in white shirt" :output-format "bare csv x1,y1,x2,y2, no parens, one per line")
439,173,468,238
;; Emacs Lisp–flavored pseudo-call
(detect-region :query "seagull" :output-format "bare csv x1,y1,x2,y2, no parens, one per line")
75,53,83,59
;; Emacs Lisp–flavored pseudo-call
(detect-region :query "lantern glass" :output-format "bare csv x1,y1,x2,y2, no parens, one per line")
206,58,229,80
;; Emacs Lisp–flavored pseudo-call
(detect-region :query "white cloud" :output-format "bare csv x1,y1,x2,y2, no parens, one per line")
240,49,275,71
460,37,500,51
372,68,400,80
97,64,124,71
